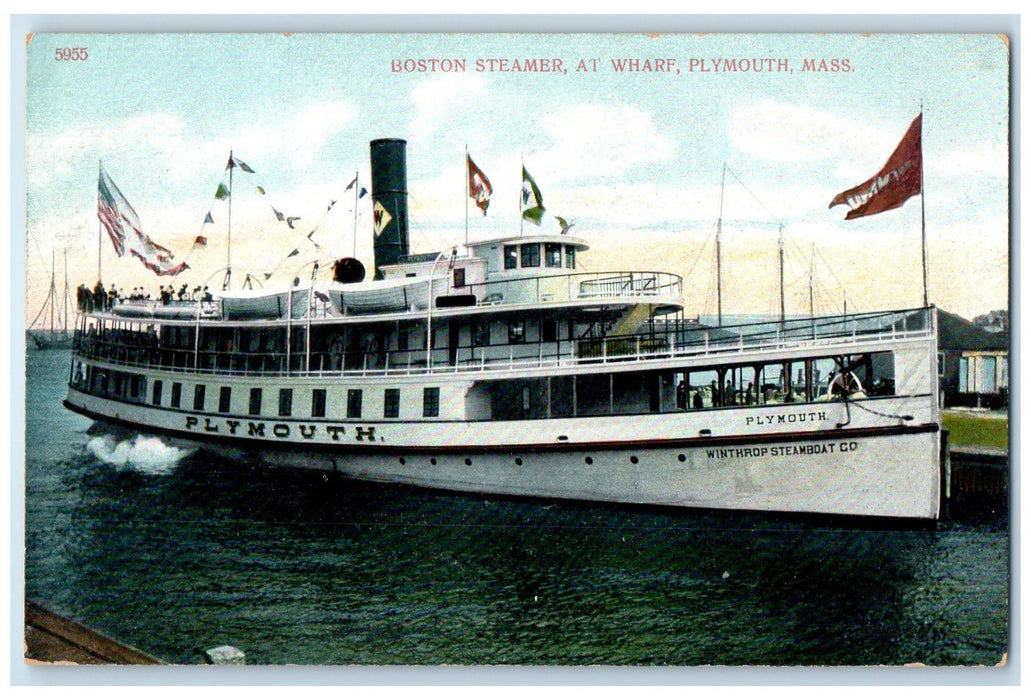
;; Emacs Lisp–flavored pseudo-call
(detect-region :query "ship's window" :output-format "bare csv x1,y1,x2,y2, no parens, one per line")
249,388,263,415
545,242,562,268
132,375,146,401
565,245,576,269
423,387,440,417
278,388,293,417
347,389,363,418
194,384,206,411
219,386,232,413
312,389,327,418
508,321,525,344
542,318,557,343
504,245,518,270
384,388,400,418
520,243,540,268
171,382,182,409
472,320,489,347
453,268,466,288
396,324,409,351
152,380,163,406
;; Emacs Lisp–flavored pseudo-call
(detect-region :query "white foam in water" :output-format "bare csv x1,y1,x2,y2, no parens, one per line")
87,434,194,475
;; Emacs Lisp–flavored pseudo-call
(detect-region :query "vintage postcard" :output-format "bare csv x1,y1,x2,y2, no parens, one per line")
21,28,1009,672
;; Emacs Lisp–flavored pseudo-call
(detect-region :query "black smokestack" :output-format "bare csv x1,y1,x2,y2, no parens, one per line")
370,138,409,279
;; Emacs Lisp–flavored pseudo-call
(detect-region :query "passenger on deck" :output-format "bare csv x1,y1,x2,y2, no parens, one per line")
93,282,107,312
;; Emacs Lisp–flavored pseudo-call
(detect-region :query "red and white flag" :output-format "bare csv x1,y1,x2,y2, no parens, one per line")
467,154,493,215
829,113,922,220
97,165,188,276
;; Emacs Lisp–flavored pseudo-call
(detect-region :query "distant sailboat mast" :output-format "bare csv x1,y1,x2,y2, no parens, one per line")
716,163,726,327
778,225,786,325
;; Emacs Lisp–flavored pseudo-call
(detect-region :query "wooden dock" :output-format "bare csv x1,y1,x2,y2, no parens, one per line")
949,445,1008,502
24,600,163,665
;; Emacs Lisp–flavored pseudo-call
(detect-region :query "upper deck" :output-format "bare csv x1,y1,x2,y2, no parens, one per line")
73,304,937,381
102,268,685,325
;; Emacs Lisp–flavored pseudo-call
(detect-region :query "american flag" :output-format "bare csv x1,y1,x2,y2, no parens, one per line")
97,165,187,276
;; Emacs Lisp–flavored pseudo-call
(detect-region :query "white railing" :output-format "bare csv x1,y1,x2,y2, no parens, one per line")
77,308,936,380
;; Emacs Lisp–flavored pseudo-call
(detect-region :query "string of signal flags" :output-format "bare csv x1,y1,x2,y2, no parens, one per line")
187,154,370,283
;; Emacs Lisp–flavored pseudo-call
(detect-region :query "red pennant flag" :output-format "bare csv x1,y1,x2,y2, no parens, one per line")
830,114,922,220
467,154,493,215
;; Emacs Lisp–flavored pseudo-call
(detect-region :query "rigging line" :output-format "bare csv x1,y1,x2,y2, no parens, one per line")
682,224,716,283
814,246,848,295
723,164,783,224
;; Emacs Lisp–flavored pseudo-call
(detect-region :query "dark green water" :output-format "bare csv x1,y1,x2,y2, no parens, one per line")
23,349,1009,666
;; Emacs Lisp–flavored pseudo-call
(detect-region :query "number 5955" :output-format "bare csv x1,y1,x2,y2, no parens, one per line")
55,47,88,61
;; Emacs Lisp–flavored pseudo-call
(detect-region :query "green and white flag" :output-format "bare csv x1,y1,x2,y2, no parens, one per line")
521,166,545,225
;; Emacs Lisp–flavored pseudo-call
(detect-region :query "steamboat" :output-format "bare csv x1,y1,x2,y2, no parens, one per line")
64,139,942,520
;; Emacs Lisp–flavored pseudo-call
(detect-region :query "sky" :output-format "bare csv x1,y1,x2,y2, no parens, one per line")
22,31,1010,326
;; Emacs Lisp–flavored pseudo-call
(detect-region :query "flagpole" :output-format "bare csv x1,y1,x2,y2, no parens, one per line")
352,169,359,258
226,149,234,289
919,109,928,307
464,145,469,248
97,160,103,283
519,161,524,237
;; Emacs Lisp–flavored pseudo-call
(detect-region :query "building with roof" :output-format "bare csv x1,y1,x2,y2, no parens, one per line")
937,309,1009,409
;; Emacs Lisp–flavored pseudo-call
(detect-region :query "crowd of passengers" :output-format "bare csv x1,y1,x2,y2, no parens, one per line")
76,282,214,312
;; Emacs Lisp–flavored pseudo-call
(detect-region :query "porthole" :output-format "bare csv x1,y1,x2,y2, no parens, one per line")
678,454,686,462
515,457,523,466
585,456,593,465
630,456,639,464
465,458,472,466
430,457,437,465
399,457,406,465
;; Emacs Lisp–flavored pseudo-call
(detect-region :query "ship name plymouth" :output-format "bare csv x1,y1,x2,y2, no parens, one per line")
745,410,828,426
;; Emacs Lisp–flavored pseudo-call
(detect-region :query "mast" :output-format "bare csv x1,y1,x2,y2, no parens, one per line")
716,163,725,327
50,250,55,333
778,224,785,325
63,248,69,333
809,242,816,336
226,149,234,289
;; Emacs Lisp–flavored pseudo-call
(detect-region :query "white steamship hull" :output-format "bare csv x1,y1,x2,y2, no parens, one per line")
66,385,941,520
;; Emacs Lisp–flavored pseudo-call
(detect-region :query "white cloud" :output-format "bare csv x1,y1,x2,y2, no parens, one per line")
728,99,882,166
533,102,676,180
27,100,358,198
233,100,357,164
407,73,488,142
935,139,1009,179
